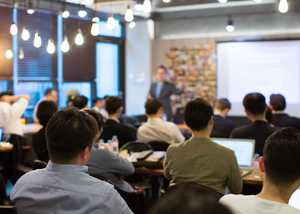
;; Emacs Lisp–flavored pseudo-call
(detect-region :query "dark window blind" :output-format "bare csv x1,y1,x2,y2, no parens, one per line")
18,10,57,81
0,7,12,80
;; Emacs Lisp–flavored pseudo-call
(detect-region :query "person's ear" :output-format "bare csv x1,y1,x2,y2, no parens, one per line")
208,116,214,127
259,156,265,173
80,146,92,164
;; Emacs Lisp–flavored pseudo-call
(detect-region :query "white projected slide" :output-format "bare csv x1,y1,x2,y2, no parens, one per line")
217,41,300,116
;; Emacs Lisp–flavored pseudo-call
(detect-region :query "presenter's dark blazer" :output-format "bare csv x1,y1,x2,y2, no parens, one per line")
149,81,178,121
230,120,277,156
272,113,300,130
101,119,137,148
211,115,236,138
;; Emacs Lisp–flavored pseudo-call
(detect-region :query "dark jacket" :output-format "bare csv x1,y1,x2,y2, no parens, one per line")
211,115,236,138
32,128,49,162
272,113,300,130
101,119,137,148
230,120,276,156
149,81,179,121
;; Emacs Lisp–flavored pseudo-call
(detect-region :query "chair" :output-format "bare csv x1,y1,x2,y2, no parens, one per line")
148,141,169,151
31,160,47,170
120,142,152,153
0,205,17,214
167,182,224,201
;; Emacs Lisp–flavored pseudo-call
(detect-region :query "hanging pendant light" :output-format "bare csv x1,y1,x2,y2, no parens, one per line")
21,28,30,41
10,23,18,36
61,37,70,53
19,48,24,60
33,32,42,48
47,39,56,54
74,29,84,46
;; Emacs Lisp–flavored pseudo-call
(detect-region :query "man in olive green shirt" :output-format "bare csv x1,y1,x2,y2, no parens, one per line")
164,98,242,194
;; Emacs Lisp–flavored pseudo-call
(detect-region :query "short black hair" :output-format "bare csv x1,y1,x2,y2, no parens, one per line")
270,94,286,111
184,98,213,131
264,128,300,185
44,88,56,96
243,93,266,115
0,91,14,99
93,97,105,105
37,101,58,127
83,109,104,140
105,96,123,115
145,99,163,115
149,187,233,214
46,108,98,163
72,95,88,110
214,98,231,111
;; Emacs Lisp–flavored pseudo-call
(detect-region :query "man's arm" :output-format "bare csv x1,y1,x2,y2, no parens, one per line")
172,124,185,144
104,150,135,176
227,151,243,194
10,95,30,119
163,148,173,179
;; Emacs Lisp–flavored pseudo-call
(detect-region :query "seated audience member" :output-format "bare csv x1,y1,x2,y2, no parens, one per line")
137,99,185,144
164,98,242,194
270,93,300,129
221,128,300,214
211,98,236,138
32,101,58,162
33,88,58,123
92,97,108,120
85,109,135,192
101,96,137,148
149,185,233,214
72,95,88,110
265,106,273,124
231,93,276,156
11,108,133,214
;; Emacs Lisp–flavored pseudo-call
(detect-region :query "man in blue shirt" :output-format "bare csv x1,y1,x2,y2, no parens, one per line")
11,108,133,214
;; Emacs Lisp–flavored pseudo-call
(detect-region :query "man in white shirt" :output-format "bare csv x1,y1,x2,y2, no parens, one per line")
138,99,184,144
92,97,108,120
220,128,300,214
0,92,30,136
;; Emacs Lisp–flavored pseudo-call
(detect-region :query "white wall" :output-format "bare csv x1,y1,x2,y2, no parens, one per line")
125,20,153,115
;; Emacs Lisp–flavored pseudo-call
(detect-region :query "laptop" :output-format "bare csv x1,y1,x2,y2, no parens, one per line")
212,138,255,177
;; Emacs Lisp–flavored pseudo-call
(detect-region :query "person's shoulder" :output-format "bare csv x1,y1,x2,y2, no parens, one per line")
14,168,46,185
220,194,255,206
231,124,252,137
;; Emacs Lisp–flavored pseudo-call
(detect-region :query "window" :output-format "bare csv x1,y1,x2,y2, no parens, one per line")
99,21,122,38
96,42,120,97
0,81,8,92
61,82,91,107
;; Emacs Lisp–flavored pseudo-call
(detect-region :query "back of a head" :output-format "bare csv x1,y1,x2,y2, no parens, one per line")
105,96,123,115
37,100,58,127
214,98,231,111
184,98,213,131
83,109,104,139
0,91,14,100
243,92,266,115
264,128,300,186
93,97,104,105
145,99,163,115
149,187,233,214
44,88,56,96
270,94,286,111
46,108,98,163
72,95,88,110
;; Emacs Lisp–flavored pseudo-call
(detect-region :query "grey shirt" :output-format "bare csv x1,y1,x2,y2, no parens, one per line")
11,162,133,214
88,148,135,192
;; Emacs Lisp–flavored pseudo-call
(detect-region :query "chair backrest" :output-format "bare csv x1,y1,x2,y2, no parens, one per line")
120,142,152,153
148,141,169,151
167,182,224,201
0,205,17,214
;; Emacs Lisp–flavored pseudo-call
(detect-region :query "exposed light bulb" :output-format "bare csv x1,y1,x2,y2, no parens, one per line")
278,0,289,14
125,6,134,22
162,0,172,3
33,32,42,48
62,10,70,19
134,4,143,11
61,37,70,53
27,8,35,14
218,0,228,3
107,15,116,30
74,29,84,46
91,22,99,36
47,39,56,54
78,9,87,18
19,49,24,60
226,17,235,32
10,23,18,36
21,28,30,41
129,21,136,29
92,16,100,23
143,0,152,13
5,49,13,59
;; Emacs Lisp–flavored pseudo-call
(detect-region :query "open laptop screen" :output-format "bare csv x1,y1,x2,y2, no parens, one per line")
212,138,255,168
